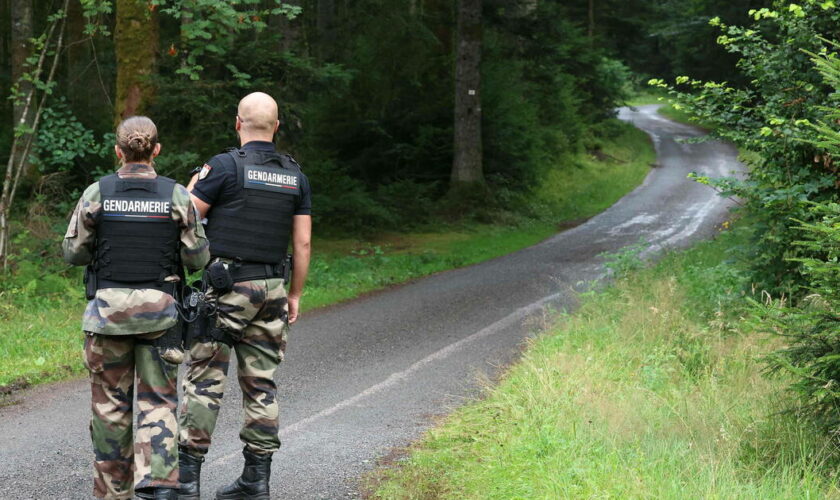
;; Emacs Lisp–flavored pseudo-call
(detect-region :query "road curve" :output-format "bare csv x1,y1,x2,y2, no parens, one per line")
0,105,743,499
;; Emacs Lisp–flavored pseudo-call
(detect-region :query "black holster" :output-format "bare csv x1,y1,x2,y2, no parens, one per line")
154,323,184,350
184,287,238,347
185,288,213,346
84,265,97,300
284,254,293,283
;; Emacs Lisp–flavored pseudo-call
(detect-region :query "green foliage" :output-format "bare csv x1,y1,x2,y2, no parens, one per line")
34,99,113,177
152,37,351,176
742,25,840,439
651,0,840,294
530,120,655,222
295,0,632,229
153,0,301,80
8,0,637,235
561,0,764,84
761,202,840,436
601,238,648,277
80,0,114,36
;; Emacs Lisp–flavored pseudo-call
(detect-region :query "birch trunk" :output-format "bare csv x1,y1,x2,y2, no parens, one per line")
10,0,33,174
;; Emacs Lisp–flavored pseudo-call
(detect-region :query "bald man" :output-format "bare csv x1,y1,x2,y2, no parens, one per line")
178,92,312,500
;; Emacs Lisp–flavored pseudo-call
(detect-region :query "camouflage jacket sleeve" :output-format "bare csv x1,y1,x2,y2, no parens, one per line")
172,184,210,271
62,182,101,266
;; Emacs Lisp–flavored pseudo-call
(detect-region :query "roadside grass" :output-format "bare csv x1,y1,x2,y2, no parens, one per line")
369,225,840,499
304,222,557,310
0,120,654,390
535,121,654,220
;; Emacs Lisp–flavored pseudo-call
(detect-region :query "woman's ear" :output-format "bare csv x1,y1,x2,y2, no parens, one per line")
152,143,162,158
114,145,123,160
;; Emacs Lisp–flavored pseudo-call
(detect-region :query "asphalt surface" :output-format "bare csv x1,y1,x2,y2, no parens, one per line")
0,105,744,499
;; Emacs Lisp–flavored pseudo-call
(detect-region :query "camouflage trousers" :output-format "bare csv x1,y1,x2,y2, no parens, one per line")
83,332,179,499
179,277,289,456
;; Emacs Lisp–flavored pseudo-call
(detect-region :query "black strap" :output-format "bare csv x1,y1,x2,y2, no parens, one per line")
97,278,177,296
227,261,286,282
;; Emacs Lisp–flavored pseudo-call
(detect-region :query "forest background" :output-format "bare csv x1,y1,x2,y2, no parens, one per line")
0,0,762,238
8,0,840,461
11,0,840,492
0,0,767,381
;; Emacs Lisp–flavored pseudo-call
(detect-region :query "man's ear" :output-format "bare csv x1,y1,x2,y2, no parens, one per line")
235,116,242,132
273,119,280,133
152,143,162,158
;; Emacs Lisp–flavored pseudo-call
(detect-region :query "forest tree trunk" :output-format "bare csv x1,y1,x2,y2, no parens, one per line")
10,0,32,170
450,0,483,187
114,0,159,122
317,0,334,58
588,0,595,38
179,0,193,72
66,0,95,123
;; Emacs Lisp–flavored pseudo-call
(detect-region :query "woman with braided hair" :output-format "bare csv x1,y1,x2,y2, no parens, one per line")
63,116,210,500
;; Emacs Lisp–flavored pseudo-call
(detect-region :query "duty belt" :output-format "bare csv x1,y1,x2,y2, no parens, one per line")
227,260,288,283
96,277,177,295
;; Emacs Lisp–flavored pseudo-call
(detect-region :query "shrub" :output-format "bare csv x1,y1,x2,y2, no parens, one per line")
650,1,840,295
761,35,840,438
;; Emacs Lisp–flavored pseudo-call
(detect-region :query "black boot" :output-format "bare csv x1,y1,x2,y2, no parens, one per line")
179,446,205,500
135,487,179,499
215,447,272,500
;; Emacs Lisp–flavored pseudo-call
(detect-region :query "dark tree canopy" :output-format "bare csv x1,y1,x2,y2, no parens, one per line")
0,0,771,234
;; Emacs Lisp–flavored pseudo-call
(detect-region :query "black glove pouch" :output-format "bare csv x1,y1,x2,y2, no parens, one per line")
206,261,234,295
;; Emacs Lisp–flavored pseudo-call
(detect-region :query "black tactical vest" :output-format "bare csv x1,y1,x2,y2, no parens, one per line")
94,174,180,292
204,149,301,264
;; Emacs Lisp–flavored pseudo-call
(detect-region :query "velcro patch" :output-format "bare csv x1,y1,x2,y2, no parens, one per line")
244,165,299,193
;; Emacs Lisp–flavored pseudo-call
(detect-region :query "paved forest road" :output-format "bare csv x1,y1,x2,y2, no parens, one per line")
0,105,743,499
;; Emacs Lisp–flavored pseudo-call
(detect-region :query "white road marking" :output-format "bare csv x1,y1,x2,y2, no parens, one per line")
208,291,564,467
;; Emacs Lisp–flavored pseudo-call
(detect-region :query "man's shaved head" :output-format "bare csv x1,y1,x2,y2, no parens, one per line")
237,92,279,135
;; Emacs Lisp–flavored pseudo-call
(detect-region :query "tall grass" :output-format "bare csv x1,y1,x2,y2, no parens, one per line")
371,227,839,499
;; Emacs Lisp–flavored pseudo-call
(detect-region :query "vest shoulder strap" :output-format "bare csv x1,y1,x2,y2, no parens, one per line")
155,175,177,199
99,173,176,191
279,154,302,171
227,149,247,187
98,173,119,196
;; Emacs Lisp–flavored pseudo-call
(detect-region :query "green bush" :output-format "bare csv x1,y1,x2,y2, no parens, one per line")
651,1,840,295
761,202,840,436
